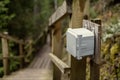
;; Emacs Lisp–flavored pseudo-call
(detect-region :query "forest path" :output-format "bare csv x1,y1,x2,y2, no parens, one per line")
2,43,53,80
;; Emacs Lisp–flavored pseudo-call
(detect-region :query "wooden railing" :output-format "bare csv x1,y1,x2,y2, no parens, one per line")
0,32,25,75
49,0,101,80
49,53,70,74
49,1,71,80
0,29,48,76
24,32,46,62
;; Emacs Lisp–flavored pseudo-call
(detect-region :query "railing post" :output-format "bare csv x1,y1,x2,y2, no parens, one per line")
19,43,24,68
52,20,62,80
90,19,101,80
70,0,87,80
2,32,10,76
26,39,33,61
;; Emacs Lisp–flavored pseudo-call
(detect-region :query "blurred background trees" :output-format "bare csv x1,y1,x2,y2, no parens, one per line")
0,0,15,32
0,0,63,77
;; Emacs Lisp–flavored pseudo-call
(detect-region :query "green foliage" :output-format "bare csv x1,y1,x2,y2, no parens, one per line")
7,0,34,39
39,0,53,27
0,0,15,31
10,58,20,72
0,67,4,77
58,0,64,6
101,19,120,79
9,42,20,72
90,0,99,6
0,0,67,77
0,41,20,77
90,7,98,18
102,19,120,41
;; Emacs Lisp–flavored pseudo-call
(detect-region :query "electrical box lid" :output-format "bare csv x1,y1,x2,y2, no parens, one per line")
67,28,94,37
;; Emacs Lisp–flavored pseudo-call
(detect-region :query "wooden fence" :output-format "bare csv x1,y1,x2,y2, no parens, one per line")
0,32,25,75
0,31,45,76
49,0,101,80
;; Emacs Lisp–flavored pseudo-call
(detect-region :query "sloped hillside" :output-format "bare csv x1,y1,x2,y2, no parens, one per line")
91,0,120,79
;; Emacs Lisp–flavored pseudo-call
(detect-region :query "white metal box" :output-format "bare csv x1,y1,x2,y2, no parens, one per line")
66,28,94,60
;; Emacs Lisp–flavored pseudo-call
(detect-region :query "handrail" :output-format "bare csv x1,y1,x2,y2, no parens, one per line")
24,39,33,62
49,1,71,27
49,53,70,74
0,33,24,45
24,31,46,62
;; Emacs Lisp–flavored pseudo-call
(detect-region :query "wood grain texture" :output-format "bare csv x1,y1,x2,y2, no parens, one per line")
2,69,53,80
82,19,101,80
28,44,52,69
70,0,87,80
70,0,86,28
49,1,71,26
84,0,90,18
90,19,101,80
2,37,10,75
49,53,70,74
71,56,86,80
52,21,62,80
2,44,53,80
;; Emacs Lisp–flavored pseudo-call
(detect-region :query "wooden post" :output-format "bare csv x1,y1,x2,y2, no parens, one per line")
2,32,10,75
84,0,90,18
52,21,62,80
90,19,101,80
70,0,87,80
19,43,24,68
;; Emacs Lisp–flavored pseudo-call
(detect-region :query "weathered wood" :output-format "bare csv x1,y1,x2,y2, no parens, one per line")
49,53,70,74
3,69,53,80
84,0,90,18
70,0,87,80
83,19,101,63
49,1,71,26
2,44,52,80
69,0,86,28
0,33,24,45
82,19,101,80
83,20,100,31
71,56,87,80
2,35,10,75
19,44,24,68
90,19,101,80
52,20,62,80
25,40,33,61
62,33,66,39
